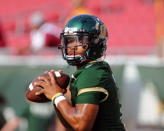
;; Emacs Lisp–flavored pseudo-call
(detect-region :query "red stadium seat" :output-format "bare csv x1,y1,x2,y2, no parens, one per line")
0,0,157,55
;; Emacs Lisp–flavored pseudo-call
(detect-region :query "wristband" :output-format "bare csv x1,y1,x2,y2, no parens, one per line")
51,93,63,102
54,95,66,107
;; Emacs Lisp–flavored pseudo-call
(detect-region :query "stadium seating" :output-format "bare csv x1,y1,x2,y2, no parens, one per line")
0,0,157,55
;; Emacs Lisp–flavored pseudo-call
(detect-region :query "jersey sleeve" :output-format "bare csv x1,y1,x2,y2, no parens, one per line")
75,68,109,104
76,68,103,89
76,92,101,104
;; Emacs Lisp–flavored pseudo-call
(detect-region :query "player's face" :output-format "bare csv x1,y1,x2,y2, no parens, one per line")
67,41,87,56
62,35,88,57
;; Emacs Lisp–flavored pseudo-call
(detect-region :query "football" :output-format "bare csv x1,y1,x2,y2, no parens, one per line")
26,71,70,103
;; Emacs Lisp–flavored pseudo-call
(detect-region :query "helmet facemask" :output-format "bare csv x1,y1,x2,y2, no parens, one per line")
59,34,89,66
58,14,108,66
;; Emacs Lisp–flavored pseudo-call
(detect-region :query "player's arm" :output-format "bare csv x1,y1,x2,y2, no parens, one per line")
1,117,20,131
35,71,99,131
53,86,72,129
53,85,99,131
56,102,99,131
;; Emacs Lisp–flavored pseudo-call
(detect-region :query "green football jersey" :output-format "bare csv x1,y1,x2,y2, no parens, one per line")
70,61,125,131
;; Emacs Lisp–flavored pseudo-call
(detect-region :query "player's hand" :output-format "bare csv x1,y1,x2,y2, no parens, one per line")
34,70,66,100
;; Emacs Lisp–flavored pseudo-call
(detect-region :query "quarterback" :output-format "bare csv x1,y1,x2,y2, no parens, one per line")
35,14,126,131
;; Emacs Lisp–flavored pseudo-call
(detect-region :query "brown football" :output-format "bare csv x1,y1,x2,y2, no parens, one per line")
26,71,70,103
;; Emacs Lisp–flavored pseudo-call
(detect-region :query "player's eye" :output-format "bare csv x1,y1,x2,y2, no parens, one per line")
67,38,75,43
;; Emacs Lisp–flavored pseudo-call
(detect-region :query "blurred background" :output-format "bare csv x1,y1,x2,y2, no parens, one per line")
0,0,164,130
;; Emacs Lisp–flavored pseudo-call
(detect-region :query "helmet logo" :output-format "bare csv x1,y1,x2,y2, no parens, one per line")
64,27,78,33
96,22,99,30
99,25,107,38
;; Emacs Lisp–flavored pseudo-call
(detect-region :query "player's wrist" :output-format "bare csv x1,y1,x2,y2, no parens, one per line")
52,93,66,107
51,92,63,101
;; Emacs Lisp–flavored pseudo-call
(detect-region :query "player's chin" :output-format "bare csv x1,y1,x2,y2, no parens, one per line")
68,54,79,56
68,54,83,58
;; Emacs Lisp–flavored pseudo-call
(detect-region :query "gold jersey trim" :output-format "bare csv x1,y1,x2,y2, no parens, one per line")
77,87,109,103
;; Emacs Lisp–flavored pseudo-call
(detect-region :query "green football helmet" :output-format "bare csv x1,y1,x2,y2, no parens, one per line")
59,14,108,66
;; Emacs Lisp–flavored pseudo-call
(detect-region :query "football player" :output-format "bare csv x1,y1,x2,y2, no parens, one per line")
35,14,126,131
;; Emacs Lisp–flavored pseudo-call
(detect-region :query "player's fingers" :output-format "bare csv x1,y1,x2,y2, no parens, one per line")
44,71,48,74
35,89,44,95
63,89,67,94
38,76,50,85
34,81,47,89
51,69,63,73
48,71,56,85
58,70,63,73
51,69,55,72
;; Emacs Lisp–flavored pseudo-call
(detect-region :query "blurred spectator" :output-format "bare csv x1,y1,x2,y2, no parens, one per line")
20,101,55,131
71,0,91,15
65,0,92,24
0,94,21,131
0,94,6,129
29,12,61,53
0,21,6,48
1,117,21,131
